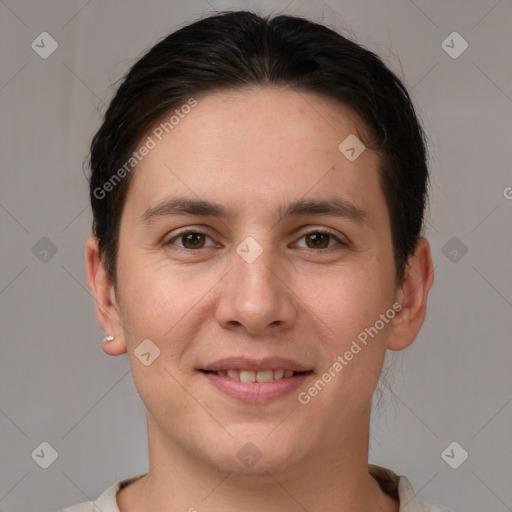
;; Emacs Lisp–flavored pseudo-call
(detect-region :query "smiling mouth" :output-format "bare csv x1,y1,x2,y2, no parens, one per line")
200,369,312,382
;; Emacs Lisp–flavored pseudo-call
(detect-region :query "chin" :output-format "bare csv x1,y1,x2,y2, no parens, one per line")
203,424,309,475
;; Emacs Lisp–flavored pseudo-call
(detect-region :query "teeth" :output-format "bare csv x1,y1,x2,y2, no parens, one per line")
227,369,240,380
215,369,299,382
239,370,256,383
256,370,274,382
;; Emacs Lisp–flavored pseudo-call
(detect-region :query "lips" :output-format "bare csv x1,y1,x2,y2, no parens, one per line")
199,357,313,402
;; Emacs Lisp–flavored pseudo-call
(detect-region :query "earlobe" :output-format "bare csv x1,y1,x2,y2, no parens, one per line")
387,237,434,351
85,236,127,355
102,334,128,356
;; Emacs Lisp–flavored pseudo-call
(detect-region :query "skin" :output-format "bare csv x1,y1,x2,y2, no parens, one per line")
86,87,434,512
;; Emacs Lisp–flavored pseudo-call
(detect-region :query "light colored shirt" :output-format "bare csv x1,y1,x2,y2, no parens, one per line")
61,464,450,512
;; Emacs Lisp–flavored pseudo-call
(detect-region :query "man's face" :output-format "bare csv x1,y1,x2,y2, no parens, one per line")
113,87,400,472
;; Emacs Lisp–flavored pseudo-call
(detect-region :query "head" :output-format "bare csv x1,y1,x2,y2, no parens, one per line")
85,11,433,473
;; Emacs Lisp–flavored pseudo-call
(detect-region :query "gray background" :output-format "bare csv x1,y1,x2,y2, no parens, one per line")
1,1,511,511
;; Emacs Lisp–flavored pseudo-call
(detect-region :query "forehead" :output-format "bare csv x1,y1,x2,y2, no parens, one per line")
122,87,386,225
164,86,369,159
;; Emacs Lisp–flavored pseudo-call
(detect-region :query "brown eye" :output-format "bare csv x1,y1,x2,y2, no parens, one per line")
305,233,331,249
181,233,206,249
166,231,214,249
296,230,344,250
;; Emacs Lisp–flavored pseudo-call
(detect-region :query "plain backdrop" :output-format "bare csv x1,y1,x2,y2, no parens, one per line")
1,1,511,511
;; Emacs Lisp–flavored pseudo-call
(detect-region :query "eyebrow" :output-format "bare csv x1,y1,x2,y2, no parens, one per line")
139,196,369,226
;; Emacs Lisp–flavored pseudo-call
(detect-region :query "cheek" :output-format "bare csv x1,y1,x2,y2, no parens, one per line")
300,269,393,414
118,257,197,333
119,268,196,416
302,261,393,337
118,260,221,377
304,264,394,399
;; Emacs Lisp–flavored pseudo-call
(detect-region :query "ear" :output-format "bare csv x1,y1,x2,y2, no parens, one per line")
85,236,127,356
387,237,434,351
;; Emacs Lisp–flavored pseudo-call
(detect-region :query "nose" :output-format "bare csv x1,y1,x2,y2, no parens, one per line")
214,243,298,336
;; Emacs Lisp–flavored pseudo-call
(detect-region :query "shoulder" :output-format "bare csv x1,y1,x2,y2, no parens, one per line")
59,474,146,512
60,480,120,512
369,464,451,512
61,503,94,512
397,475,451,512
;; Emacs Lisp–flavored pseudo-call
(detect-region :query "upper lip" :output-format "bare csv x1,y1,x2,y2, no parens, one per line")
201,357,311,373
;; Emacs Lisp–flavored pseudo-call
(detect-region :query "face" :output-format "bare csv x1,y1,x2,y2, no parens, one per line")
97,87,408,474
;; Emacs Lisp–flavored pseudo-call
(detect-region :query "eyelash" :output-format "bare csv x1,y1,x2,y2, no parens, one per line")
164,228,346,251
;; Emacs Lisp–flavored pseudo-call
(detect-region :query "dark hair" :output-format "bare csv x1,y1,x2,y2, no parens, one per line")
89,10,429,288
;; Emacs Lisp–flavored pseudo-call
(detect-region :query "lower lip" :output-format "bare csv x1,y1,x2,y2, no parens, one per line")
201,371,312,403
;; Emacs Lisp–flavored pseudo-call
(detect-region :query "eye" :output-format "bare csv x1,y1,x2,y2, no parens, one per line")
165,230,218,250
164,228,346,251
294,229,345,250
